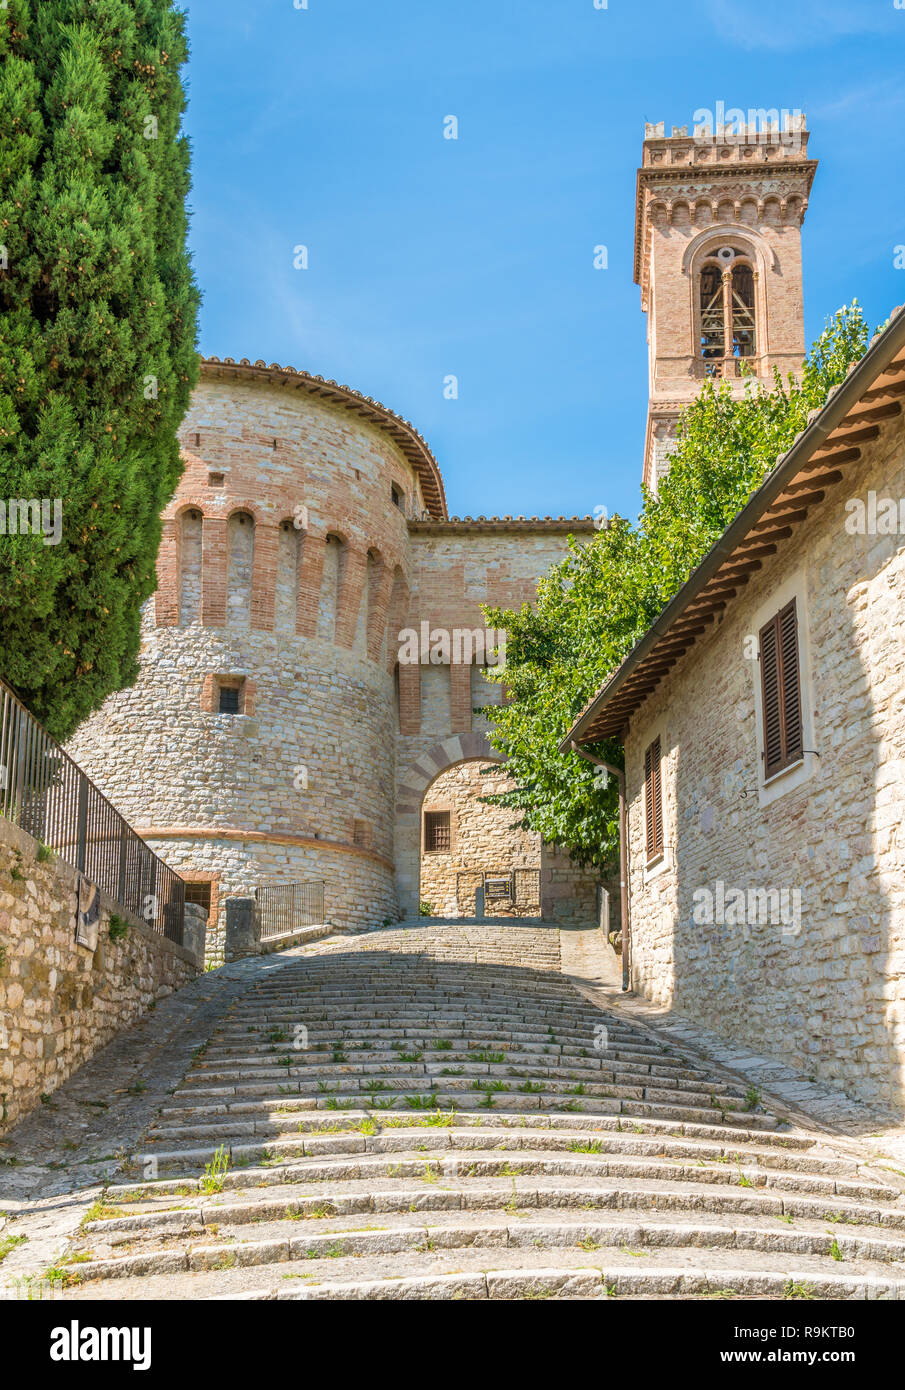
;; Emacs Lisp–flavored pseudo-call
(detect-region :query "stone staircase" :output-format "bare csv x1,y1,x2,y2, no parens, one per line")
51,924,905,1300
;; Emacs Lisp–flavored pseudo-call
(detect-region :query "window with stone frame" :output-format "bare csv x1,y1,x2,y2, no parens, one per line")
184,881,212,921
201,673,256,716
218,681,242,714
423,810,451,853
181,875,219,930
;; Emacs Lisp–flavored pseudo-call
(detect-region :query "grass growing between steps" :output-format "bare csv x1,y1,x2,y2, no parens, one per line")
0,1232,27,1263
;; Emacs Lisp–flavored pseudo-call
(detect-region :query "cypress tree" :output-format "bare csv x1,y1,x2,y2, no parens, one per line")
0,0,199,739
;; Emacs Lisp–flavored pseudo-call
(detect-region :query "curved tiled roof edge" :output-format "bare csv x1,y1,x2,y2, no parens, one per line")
409,515,597,532
200,356,448,521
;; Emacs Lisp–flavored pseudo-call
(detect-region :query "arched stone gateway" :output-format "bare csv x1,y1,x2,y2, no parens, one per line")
394,733,500,917
394,734,603,926
394,733,501,919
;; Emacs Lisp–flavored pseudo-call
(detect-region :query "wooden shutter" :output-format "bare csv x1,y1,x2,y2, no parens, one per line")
759,599,803,779
779,601,803,765
644,736,663,862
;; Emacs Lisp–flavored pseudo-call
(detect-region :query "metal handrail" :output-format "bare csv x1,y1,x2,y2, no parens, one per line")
0,677,185,944
255,882,325,939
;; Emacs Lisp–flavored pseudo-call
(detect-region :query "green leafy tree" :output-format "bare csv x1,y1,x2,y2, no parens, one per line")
0,0,199,739
481,304,872,870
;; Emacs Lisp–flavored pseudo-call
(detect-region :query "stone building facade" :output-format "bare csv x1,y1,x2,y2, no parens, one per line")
568,307,905,1114
67,362,599,956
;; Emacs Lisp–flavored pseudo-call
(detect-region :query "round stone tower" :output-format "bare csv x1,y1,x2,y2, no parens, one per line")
67,357,448,956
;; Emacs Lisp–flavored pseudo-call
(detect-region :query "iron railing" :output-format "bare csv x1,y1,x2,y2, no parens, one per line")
693,354,761,380
0,678,185,943
256,882,326,940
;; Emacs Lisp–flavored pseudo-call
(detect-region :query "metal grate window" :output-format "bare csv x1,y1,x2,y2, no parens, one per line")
218,685,241,715
256,882,325,940
424,810,451,852
184,881,212,922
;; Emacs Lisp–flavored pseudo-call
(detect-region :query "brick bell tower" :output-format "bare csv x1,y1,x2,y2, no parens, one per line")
635,115,818,491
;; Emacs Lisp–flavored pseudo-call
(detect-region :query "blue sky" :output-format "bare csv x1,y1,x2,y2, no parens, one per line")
181,0,905,523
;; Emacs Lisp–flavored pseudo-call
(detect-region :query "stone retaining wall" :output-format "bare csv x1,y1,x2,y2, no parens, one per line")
0,816,200,1136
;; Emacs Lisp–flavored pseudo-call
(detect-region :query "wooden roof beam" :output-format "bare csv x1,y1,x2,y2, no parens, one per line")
631,659,680,678
783,470,844,496
726,541,778,561
712,558,764,580
684,597,729,615
749,516,799,535
751,510,807,532
838,399,903,425
660,620,710,640
860,378,905,405
685,592,738,615
805,444,864,467
768,488,827,512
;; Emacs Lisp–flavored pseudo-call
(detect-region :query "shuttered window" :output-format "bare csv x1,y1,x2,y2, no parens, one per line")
644,736,663,863
759,599,803,780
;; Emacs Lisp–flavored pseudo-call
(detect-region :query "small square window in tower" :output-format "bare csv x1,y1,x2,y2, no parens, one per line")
184,881,212,922
424,810,451,853
218,685,241,715
352,819,372,849
391,484,405,511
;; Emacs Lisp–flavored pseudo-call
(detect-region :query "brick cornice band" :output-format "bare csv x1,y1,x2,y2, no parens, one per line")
139,825,395,872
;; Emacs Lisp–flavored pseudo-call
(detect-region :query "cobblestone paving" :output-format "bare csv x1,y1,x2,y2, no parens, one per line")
2,920,904,1301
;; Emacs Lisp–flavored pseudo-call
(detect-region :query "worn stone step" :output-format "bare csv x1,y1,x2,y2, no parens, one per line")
65,1209,905,1289
117,1141,897,1204
36,922,899,1304
58,1240,905,1303
137,1121,860,1179
94,1174,905,1235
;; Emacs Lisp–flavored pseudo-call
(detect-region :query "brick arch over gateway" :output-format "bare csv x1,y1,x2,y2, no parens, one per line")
394,733,501,919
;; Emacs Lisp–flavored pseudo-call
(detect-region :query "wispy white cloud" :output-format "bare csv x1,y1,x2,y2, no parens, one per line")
810,75,905,120
705,0,890,51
